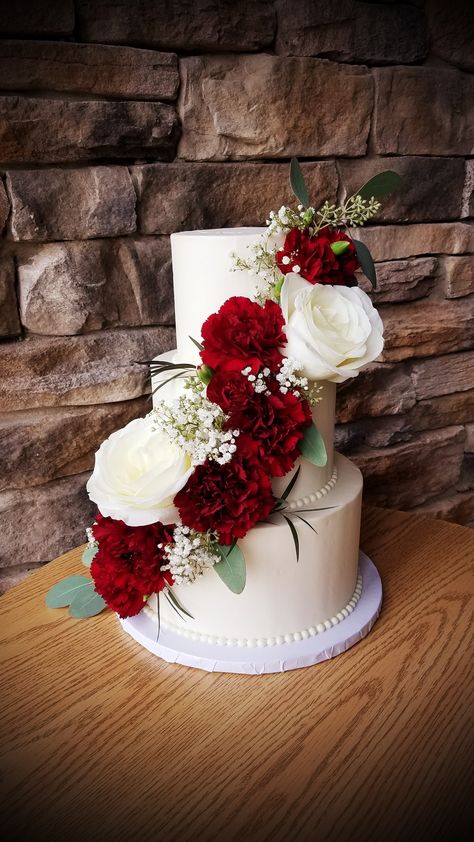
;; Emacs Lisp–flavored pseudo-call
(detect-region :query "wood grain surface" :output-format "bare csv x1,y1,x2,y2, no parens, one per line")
1,507,473,842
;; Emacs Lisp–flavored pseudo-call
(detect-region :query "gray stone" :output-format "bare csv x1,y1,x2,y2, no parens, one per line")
462,160,474,217
374,66,474,155
132,161,338,235
359,258,437,303
380,299,474,362
0,256,21,336
0,1,74,36
77,0,275,51
339,157,464,223
0,564,45,596
0,473,96,567
17,238,173,335
0,180,9,232
0,97,179,164
0,41,179,101
410,352,474,400
8,167,137,242
0,326,175,411
441,256,474,299
276,0,428,64
0,396,149,492
178,55,373,161
427,0,474,72
358,223,474,262
336,363,416,423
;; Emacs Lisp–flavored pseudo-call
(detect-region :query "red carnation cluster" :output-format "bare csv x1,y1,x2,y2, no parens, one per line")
276,226,359,286
90,514,174,618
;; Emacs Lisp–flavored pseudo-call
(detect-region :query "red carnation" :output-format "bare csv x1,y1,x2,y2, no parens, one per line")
200,296,285,374
276,226,359,286
90,514,174,618
175,455,274,545
207,370,312,477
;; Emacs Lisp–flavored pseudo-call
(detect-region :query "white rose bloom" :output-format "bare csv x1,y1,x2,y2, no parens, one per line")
281,275,384,383
86,415,193,526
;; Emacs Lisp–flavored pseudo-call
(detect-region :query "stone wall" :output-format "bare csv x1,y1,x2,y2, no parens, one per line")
0,0,473,592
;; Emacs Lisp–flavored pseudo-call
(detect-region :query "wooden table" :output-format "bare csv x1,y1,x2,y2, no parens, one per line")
1,507,473,841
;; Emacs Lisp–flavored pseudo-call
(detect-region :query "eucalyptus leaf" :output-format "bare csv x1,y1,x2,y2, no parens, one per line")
81,545,98,568
214,542,246,594
290,157,309,208
330,240,350,256
298,423,327,467
353,238,377,288
45,575,91,609
355,170,402,201
69,583,107,619
283,516,299,562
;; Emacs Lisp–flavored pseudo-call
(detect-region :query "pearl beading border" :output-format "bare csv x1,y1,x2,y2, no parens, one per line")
286,465,338,510
154,569,363,649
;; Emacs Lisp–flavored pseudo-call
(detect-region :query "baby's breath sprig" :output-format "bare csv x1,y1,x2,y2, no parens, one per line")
161,526,220,585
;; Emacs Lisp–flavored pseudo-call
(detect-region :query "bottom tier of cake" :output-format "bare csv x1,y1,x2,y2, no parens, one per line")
145,453,362,646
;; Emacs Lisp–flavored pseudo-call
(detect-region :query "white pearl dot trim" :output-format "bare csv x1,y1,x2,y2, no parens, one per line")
287,466,338,510
156,569,363,648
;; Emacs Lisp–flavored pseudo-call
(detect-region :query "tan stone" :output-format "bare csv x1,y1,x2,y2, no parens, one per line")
0,41,178,101
462,160,474,218
17,238,173,335
358,223,474,262
132,162,338,235
427,0,474,73
0,564,45,596
351,426,465,508
0,97,179,164
0,473,96,567
0,1,74,36
374,66,474,155
178,55,373,161
0,327,175,411
336,363,416,423
413,491,474,526
0,256,21,336
0,180,9,232
410,351,474,399
465,423,474,453
441,256,474,300
0,397,149,492
276,0,427,64
77,0,275,51
8,167,137,241
339,157,464,223
359,258,436,303
380,299,474,362
410,391,474,434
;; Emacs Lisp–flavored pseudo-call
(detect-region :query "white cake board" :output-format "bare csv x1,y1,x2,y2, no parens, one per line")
119,551,382,675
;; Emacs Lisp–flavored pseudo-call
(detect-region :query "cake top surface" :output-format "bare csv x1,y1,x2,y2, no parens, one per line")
171,227,266,239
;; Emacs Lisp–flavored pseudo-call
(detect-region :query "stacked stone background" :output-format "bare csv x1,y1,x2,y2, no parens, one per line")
0,0,473,593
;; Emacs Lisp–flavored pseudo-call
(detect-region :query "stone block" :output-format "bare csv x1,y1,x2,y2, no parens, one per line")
410,351,474,400
427,0,474,72
17,238,173,335
0,396,149,492
465,423,474,453
339,157,464,222
410,391,474,435
77,0,275,51
336,363,416,423
462,160,474,217
178,55,373,161
132,161,338,234
413,491,474,526
0,326,175,411
0,1,74,36
0,473,96,567
358,223,474,261
0,41,178,101
0,564,45,596
441,256,474,299
8,167,137,241
351,426,465,508
0,179,9,232
0,97,179,164
359,258,436,303
0,256,21,336
380,299,474,362
276,0,428,64
374,66,474,155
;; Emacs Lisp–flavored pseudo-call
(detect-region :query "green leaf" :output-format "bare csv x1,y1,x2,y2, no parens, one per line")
214,543,246,594
152,369,191,396
164,588,194,620
189,335,204,352
292,513,318,534
280,465,301,502
355,170,402,201
298,423,327,467
45,576,91,608
81,545,98,568
330,240,350,256
290,157,309,208
283,516,299,562
353,238,377,288
69,583,107,619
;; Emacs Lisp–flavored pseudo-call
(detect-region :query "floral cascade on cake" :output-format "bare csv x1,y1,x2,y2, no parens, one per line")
46,161,401,625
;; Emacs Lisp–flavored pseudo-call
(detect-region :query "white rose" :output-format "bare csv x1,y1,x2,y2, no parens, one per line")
281,275,384,383
86,416,193,526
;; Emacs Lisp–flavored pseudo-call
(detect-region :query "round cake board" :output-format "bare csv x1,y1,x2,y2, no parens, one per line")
119,551,382,675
